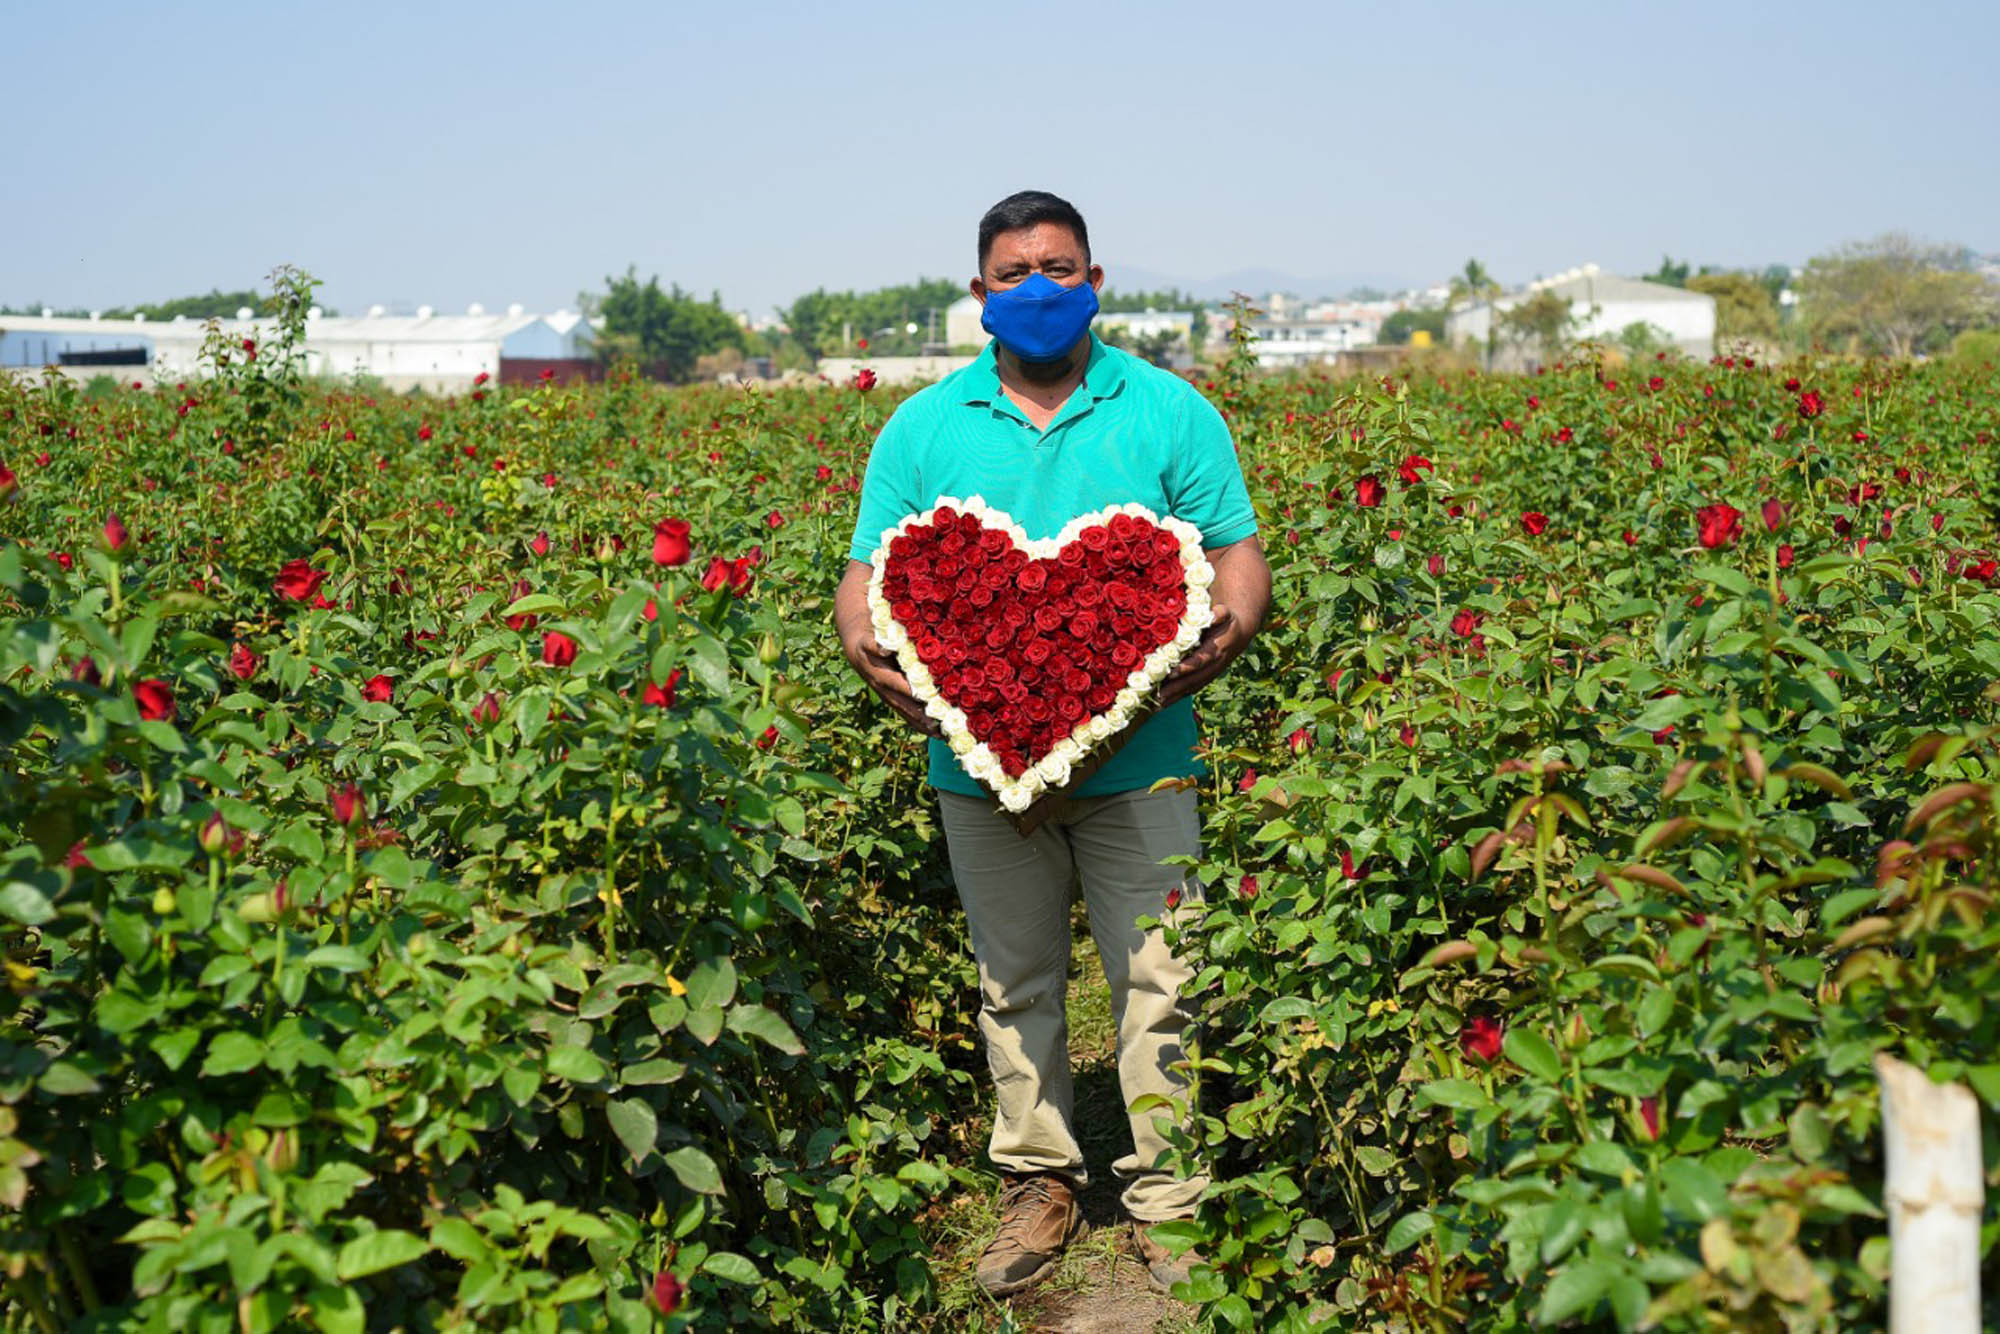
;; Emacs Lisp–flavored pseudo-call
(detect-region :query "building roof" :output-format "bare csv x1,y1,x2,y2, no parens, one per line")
0,311,576,343
1512,266,1712,305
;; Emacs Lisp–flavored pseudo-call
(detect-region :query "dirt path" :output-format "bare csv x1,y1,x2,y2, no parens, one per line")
923,906,1196,1333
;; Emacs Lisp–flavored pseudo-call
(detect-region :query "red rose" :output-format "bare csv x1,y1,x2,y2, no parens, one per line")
643,669,683,708
1639,1095,1662,1141
1797,390,1824,419
273,558,328,603
1354,475,1385,508
133,678,175,721
541,631,578,667
1520,511,1549,537
473,691,503,725
1761,498,1785,533
1287,727,1311,755
228,642,260,681
1696,503,1743,549
103,511,129,552
701,557,731,592
1460,1015,1503,1064
361,674,394,702
651,1271,684,1315
1397,454,1433,486
652,517,691,566
854,368,878,392
1450,608,1483,638
1777,544,1795,569
330,782,365,826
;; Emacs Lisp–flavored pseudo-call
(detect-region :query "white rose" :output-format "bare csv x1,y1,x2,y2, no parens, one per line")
1000,786,1031,813
1050,737,1083,765
1084,714,1116,743
1034,754,1071,788
949,729,976,755
1172,625,1201,653
1187,562,1214,589
1146,658,1171,683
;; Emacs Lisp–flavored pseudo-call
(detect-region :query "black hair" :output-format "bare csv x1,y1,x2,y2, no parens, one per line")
977,191,1091,274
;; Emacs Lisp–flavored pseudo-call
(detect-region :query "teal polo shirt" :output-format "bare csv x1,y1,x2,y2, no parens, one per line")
846,332,1258,798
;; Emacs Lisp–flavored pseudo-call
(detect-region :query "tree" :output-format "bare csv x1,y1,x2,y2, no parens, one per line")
1797,233,1998,358
1687,271,1780,345
1099,287,1208,349
1377,308,1445,346
1615,321,1675,360
779,278,962,358
1497,290,1577,366
1644,255,1692,288
588,266,744,382
1447,259,1501,309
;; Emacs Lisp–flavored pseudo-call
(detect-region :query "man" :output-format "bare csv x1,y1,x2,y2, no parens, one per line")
833,190,1269,1297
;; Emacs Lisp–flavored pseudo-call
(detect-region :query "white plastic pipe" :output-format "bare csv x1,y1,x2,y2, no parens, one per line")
1877,1053,1983,1333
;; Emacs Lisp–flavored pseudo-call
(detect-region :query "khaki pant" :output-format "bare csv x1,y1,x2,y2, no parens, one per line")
936,785,1209,1222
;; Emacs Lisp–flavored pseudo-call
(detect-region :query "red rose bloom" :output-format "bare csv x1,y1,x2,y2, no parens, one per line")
1695,503,1743,549
1354,475,1385,508
854,368,878,392
103,511,129,552
1460,1015,1503,1064
273,558,328,603
652,518,691,566
330,782,365,826
1520,511,1549,537
541,631,578,667
530,531,550,557
1761,498,1786,533
227,642,260,681
643,669,682,708
651,1271,683,1315
361,674,394,702
1797,390,1824,419
133,678,175,721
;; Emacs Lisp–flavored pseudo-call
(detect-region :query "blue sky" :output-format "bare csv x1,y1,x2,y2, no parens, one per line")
7,0,1995,320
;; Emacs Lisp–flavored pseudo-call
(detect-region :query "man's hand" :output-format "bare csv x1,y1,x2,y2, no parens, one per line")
848,630,944,739
834,560,943,739
1156,536,1272,707
1157,603,1245,707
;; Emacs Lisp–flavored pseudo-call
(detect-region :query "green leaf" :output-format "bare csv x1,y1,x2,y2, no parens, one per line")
1383,1210,1432,1255
1416,1078,1488,1110
334,1229,429,1280
546,1043,606,1084
701,1251,762,1284
664,1145,724,1195
0,878,55,926
726,1004,804,1055
683,957,737,1012
1535,1259,1610,1325
202,1032,265,1077
1503,1029,1563,1082
1660,1159,1727,1222
606,1098,658,1164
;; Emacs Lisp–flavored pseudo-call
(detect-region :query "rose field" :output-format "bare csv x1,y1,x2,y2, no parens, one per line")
1,332,1998,1332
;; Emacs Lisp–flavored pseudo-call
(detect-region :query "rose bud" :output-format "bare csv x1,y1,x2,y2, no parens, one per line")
651,517,691,566
1459,1015,1503,1064
199,813,232,856
102,511,129,553
472,691,503,726
541,631,578,667
530,530,550,557
330,783,365,827
650,1271,684,1314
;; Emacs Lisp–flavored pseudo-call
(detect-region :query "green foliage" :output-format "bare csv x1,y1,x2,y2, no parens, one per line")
1378,308,1445,347
780,279,962,359
1497,290,1579,366
1688,271,1782,346
1645,256,1693,288
1798,233,1999,358
590,266,746,383
4,349,1999,1331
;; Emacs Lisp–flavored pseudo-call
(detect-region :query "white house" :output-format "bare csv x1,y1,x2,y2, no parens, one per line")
1446,264,1716,366
0,305,596,392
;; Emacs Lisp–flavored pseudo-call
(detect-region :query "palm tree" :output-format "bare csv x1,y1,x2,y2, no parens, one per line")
1447,259,1501,310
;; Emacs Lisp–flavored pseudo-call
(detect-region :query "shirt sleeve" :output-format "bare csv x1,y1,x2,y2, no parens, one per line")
846,410,922,564
1166,385,1258,549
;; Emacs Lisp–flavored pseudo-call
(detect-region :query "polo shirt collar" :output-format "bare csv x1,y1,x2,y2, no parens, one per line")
959,332,1125,419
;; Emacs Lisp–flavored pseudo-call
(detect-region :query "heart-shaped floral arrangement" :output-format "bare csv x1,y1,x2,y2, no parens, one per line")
866,496,1215,812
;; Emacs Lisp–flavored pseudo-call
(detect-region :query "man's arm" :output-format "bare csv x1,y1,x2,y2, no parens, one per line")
1156,534,1271,707
834,559,943,738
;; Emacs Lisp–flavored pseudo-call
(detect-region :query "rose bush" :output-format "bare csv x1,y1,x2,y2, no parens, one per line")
1,330,1996,1330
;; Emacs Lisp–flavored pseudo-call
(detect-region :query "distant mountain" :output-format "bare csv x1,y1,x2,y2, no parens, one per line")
1101,264,1421,303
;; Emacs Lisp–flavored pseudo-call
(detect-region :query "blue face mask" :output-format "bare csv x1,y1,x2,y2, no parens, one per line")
979,271,1099,362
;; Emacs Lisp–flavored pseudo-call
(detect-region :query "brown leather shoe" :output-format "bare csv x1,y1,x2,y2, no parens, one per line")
975,1172,1083,1296
1131,1218,1204,1296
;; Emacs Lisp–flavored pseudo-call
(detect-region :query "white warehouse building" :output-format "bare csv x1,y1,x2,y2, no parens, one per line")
1446,264,1716,368
0,305,596,393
